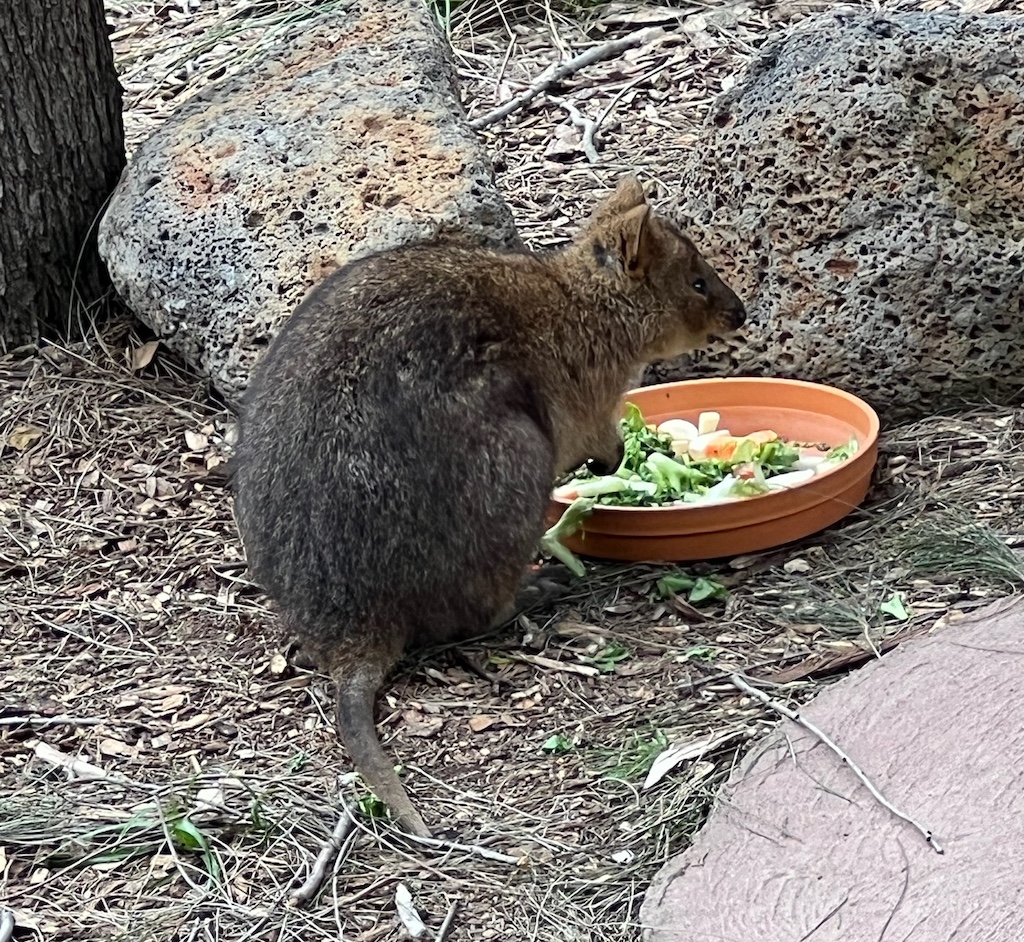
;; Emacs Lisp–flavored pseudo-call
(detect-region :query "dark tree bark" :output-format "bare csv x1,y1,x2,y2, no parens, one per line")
0,0,125,348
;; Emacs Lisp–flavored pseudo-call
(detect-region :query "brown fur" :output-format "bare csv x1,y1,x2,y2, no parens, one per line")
231,176,745,837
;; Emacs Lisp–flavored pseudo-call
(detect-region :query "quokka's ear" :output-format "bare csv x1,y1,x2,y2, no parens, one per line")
616,203,655,279
593,175,647,218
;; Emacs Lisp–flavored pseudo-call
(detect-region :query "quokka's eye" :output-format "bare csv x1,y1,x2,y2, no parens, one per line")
692,278,708,296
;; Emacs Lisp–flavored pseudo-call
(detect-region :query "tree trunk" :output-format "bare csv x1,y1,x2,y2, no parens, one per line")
0,0,125,348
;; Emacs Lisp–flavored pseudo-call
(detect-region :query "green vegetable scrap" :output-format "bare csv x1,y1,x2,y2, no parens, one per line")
587,642,632,673
542,733,575,754
756,439,802,473
644,451,710,497
825,440,860,463
539,497,596,577
879,593,910,621
656,571,728,604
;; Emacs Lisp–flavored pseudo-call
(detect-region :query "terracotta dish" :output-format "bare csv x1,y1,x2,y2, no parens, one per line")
546,378,880,562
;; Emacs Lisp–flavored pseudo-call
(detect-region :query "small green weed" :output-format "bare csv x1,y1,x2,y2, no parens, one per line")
680,645,717,662
600,729,669,782
287,751,309,773
586,641,632,673
356,793,388,820
169,815,221,883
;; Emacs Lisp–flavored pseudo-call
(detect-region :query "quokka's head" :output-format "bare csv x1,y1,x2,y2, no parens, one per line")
577,175,746,360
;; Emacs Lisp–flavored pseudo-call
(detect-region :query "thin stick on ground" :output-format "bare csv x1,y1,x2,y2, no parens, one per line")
591,58,677,152
0,908,14,942
436,899,459,942
0,716,105,728
32,741,133,786
407,832,523,865
550,95,600,163
729,674,944,855
288,803,358,908
470,27,662,130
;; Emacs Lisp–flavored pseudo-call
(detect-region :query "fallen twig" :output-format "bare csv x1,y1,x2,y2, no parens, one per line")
592,57,677,152
510,651,599,678
677,652,808,694
288,803,357,907
0,715,105,728
32,741,130,785
408,833,523,865
729,673,944,854
549,95,600,163
470,27,662,130
436,899,459,942
756,623,930,685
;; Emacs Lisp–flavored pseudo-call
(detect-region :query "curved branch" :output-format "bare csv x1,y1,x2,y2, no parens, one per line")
470,28,663,131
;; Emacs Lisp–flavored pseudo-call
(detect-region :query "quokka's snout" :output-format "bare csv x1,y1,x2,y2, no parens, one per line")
722,299,746,332
705,275,746,334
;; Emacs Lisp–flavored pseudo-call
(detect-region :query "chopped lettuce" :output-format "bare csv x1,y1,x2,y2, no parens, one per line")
540,497,596,576
622,401,647,435
756,439,801,473
644,452,711,497
656,572,728,603
555,476,657,500
825,438,859,463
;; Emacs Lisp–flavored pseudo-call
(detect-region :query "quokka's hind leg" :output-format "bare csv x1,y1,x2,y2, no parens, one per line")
490,563,572,629
450,563,571,688
330,648,432,839
282,634,318,672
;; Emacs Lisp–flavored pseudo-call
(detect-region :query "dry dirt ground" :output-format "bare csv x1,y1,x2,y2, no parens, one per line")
3,1,1024,940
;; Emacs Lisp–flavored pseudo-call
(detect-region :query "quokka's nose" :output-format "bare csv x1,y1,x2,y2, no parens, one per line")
727,303,747,330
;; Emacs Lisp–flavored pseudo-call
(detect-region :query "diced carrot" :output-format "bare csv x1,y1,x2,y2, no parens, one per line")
734,463,757,479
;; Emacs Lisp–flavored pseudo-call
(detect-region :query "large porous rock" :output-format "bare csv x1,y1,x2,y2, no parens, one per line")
658,11,1024,421
98,0,518,409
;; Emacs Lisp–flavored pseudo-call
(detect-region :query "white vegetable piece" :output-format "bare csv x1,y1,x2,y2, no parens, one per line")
657,418,700,441
688,429,732,461
553,477,658,500
793,454,827,472
697,411,720,435
697,474,744,504
670,439,692,459
765,469,817,490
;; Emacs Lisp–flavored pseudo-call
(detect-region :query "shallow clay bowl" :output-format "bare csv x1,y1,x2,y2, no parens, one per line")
546,377,880,563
